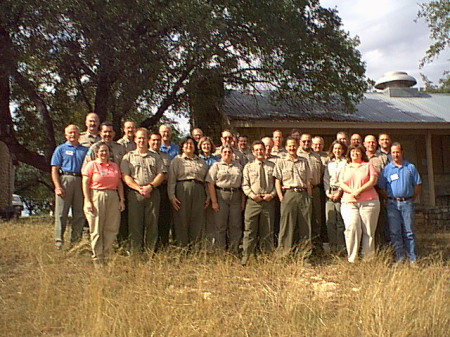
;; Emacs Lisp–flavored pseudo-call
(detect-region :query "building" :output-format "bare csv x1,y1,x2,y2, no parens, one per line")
199,72,449,225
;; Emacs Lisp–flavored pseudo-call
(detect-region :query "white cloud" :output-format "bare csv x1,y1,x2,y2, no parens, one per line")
320,0,449,87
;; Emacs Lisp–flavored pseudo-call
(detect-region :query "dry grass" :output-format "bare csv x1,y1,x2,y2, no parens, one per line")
1,217,449,337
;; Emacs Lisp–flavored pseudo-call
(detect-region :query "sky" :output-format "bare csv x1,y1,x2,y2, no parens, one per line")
320,0,449,87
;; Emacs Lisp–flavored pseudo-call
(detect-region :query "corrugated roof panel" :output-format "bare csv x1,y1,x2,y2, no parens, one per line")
222,90,450,124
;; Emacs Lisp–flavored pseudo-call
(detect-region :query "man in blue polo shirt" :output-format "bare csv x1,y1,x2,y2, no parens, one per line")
159,124,179,160
51,124,89,249
379,142,421,263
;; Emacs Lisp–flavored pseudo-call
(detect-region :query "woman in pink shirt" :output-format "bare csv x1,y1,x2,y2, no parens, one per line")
339,144,380,263
82,142,125,266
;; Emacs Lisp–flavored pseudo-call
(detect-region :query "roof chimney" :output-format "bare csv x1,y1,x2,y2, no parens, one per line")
374,71,420,97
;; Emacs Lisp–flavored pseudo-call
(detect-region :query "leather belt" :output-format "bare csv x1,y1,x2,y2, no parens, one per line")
284,187,307,193
388,196,412,201
215,186,241,192
177,179,204,184
61,171,81,177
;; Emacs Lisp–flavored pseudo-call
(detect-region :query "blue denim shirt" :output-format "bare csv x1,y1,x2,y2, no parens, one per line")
160,142,179,160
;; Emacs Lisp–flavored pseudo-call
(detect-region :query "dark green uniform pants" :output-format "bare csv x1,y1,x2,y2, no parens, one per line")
242,198,275,258
127,189,160,253
277,190,312,257
173,181,206,247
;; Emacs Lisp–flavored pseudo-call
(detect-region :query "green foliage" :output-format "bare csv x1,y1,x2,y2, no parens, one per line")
420,72,450,93
1,0,367,170
417,0,450,67
14,163,53,215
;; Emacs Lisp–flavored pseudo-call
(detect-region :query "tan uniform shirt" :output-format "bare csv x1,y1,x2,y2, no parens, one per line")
242,159,276,198
168,154,208,200
266,154,280,165
316,151,329,166
238,149,255,165
84,141,126,168
117,136,136,153
214,146,246,167
368,152,388,174
271,147,287,159
273,156,312,189
206,160,243,189
120,150,166,186
79,132,101,148
297,149,323,186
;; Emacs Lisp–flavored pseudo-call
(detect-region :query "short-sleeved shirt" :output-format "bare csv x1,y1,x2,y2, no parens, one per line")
206,160,243,189
51,142,89,173
242,159,276,198
378,160,421,198
214,146,246,167
160,142,179,160
273,156,312,189
117,136,136,153
82,161,121,190
167,154,208,199
323,158,347,192
199,154,220,168
368,152,388,174
297,149,324,186
238,149,255,165
79,132,101,148
339,162,379,203
85,141,126,168
271,147,287,160
121,150,166,186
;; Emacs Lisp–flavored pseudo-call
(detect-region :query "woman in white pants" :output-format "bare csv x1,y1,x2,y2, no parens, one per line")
339,144,380,263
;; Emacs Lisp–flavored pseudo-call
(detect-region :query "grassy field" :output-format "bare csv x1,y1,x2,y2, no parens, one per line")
1,217,449,337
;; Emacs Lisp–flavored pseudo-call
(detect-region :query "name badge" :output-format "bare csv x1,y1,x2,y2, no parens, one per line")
390,173,399,181
100,170,108,176
65,150,74,156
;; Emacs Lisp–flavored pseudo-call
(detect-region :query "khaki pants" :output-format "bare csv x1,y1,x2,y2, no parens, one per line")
214,189,242,254
128,188,160,253
84,189,120,262
277,190,312,257
242,198,275,258
173,181,206,247
341,199,380,262
54,175,85,245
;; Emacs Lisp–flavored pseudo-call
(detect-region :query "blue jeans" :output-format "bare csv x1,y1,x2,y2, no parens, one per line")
386,199,417,262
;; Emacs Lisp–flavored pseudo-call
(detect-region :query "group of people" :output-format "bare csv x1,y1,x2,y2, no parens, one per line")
51,113,422,266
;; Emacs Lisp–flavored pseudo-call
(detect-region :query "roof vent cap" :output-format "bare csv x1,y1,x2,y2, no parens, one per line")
374,71,417,90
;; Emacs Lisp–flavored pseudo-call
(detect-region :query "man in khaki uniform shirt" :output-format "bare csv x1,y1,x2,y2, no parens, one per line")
297,133,324,250
121,128,166,253
117,120,137,153
271,129,287,158
79,112,101,147
149,132,172,247
237,134,254,165
274,137,313,257
365,134,389,246
83,122,126,168
241,141,277,265
312,136,328,166
214,129,246,167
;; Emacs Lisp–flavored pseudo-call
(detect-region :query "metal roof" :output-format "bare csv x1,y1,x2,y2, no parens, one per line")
222,90,450,124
